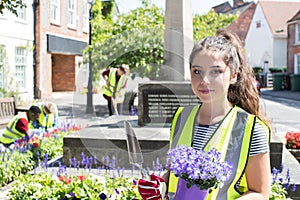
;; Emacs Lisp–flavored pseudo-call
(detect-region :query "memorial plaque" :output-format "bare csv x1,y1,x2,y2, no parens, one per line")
138,82,200,126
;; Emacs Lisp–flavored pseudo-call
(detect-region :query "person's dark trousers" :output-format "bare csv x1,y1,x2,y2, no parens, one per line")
107,100,113,116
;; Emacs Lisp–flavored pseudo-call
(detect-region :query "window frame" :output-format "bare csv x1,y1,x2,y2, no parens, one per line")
82,0,89,32
16,1,27,22
50,0,61,25
0,46,4,88
296,23,300,44
15,47,26,89
68,0,77,29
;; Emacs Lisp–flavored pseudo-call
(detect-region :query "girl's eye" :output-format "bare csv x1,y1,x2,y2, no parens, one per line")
210,69,223,75
193,69,202,74
192,69,203,77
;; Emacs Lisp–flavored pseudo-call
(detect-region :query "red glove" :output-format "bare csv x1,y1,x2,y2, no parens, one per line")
138,174,167,200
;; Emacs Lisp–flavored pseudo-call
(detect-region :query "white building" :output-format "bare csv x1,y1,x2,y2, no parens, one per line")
245,0,300,70
0,0,34,100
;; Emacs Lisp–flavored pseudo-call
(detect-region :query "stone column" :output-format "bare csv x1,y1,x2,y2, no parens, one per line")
161,0,193,81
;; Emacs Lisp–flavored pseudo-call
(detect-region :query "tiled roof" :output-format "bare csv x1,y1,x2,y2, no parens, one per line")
225,2,252,15
213,2,232,14
259,1,300,37
226,3,257,44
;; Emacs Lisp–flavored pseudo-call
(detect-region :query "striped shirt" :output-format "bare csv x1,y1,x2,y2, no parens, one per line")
192,121,269,156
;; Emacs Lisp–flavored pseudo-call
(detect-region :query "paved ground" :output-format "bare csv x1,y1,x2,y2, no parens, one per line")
1,87,299,132
46,88,300,127
260,87,300,102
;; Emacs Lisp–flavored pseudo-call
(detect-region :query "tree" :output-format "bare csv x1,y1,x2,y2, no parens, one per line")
87,1,237,81
0,0,26,16
193,10,238,42
89,0,164,80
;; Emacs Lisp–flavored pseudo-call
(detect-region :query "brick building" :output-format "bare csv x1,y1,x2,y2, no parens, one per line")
287,10,300,74
34,0,90,98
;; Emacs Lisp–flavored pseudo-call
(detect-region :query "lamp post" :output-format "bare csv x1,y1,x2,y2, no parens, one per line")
86,0,96,113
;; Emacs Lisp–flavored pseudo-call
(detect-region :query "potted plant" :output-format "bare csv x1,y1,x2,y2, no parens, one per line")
167,146,233,199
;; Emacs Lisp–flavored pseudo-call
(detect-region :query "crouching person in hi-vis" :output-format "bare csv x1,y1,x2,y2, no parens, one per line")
138,30,271,200
0,106,41,148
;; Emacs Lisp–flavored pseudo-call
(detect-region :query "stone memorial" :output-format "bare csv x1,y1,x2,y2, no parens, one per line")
138,81,200,126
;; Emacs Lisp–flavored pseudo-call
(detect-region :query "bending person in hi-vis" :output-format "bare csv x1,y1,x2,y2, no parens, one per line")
102,64,130,116
31,102,58,132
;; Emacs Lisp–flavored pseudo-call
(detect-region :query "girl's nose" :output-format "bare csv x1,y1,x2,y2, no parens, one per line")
201,74,210,85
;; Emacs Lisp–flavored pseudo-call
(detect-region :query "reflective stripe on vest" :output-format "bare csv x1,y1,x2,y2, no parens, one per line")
103,68,127,99
168,105,269,199
38,105,47,129
0,113,28,144
37,104,56,129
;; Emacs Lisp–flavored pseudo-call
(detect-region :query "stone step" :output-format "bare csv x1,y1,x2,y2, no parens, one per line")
63,115,169,169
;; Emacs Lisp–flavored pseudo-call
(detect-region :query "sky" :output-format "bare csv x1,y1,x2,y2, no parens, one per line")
115,0,244,15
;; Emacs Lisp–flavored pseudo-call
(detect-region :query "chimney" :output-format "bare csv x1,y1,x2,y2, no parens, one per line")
233,0,244,8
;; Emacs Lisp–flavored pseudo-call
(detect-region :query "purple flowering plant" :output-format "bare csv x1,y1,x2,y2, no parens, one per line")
167,145,233,191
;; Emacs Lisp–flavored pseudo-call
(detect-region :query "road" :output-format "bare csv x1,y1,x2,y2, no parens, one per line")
261,95,300,142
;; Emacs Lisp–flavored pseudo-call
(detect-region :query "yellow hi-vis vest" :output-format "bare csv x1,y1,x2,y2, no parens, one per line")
37,104,57,129
103,68,128,103
168,105,270,200
0,112,29,144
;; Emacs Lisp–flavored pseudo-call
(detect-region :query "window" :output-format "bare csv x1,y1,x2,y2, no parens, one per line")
15,47,26,88
16,0,26,21
50,0,60,24
295,54,300,74
296,23,300,44
68,0,77,28
0,46,4,88
83,1,89,32
256,20,261,29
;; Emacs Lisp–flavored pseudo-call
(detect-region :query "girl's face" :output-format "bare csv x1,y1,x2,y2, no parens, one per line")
190,51,237,104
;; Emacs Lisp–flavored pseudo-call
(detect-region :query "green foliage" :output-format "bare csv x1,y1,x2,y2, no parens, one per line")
0,125,78,187
193,10,238,42
87,0,164,80
270,182,288,200
0,0,26,16
8,173,141,199
0,149,34,186
87,2,238,81
269,67,287,73
269,166,295,200
101,1,115,20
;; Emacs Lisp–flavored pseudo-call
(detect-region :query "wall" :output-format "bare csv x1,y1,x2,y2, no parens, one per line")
0,0,34,100
273,37,287,68
36,0,89,98
245,3,273,68
52,54,76,91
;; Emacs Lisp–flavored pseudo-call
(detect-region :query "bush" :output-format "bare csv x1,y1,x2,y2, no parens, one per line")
253,66,263,75
269,67,287,73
